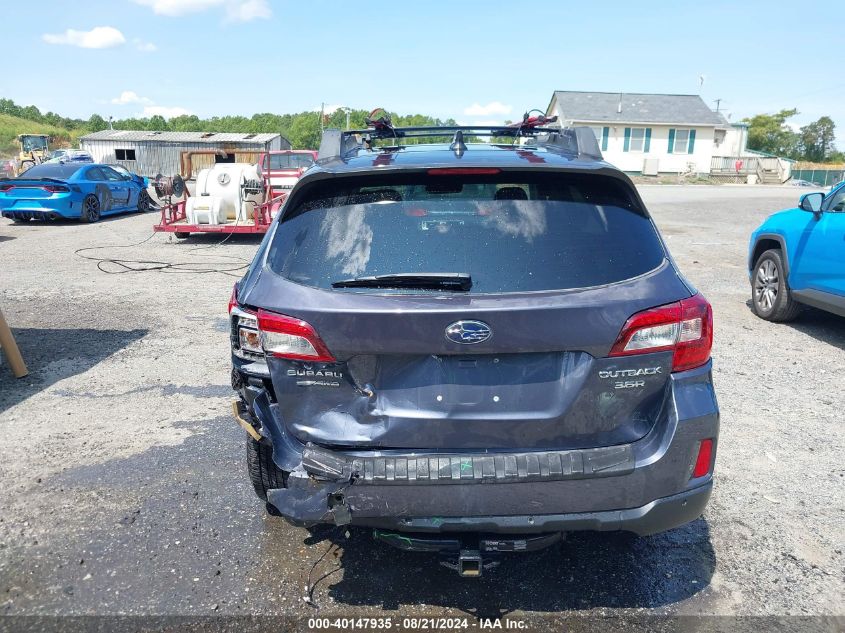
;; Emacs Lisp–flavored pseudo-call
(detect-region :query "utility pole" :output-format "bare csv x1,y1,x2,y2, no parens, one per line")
320,102,324,133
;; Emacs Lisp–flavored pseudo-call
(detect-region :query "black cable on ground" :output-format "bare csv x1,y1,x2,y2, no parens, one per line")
74,232,251,277
302,526,347,608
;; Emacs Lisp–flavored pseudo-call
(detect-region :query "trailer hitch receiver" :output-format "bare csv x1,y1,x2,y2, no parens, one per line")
458,550,482,577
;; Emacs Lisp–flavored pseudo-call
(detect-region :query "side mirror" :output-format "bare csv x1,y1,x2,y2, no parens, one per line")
799,192,823,215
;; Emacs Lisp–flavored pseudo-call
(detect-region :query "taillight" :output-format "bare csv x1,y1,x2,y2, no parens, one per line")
609,294,713,372
44,185,69,193
257,309,335,362
692,439,714,478
0,184,13,192
228,283,238,314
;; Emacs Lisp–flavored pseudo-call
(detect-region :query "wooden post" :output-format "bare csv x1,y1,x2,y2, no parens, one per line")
0,306,28,378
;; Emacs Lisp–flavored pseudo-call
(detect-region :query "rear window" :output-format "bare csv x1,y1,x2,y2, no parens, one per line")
17,163,83,180
267,173,666,294
263,153,315,170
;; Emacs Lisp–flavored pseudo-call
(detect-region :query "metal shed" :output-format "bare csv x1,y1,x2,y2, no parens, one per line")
79,130,289,178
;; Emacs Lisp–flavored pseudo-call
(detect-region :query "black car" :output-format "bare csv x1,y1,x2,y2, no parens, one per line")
228,117,718,576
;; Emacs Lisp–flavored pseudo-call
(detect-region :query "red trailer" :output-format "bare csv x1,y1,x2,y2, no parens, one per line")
154,149,317,238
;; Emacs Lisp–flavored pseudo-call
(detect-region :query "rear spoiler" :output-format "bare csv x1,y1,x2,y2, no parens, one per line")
317,120,602,162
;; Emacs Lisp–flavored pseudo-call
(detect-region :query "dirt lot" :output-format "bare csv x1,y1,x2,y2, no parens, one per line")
0,186,843,627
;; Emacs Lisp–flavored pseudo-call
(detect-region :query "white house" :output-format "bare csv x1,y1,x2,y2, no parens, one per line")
546,91,734,175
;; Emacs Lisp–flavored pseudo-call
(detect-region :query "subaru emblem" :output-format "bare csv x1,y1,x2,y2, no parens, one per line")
445,320,492,345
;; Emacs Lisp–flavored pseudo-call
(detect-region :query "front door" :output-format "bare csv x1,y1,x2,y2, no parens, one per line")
791,185,845,298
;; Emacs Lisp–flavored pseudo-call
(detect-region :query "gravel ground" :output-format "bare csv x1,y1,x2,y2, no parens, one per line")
0,185,842,627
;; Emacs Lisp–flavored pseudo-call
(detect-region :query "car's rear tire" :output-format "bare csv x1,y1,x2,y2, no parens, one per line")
80,194,101,223
246,435,288,502
752,249,802,322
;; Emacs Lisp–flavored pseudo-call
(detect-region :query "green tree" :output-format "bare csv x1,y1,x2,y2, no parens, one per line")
20,105,42,122
148,115,169,131
287,113,321,149
169,114,203,132
798,116,836,162
742,108,799,158
87,114,108,132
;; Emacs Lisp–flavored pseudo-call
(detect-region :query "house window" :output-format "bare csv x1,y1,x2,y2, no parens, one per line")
624,127,651,153
673,129,690,154
630,128,646,152
668,129,696,154
115,149,136,161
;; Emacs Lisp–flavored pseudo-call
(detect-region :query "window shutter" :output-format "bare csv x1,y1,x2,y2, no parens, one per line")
668,129,675,154
623,127,631,152
688,129,696,154
644,128,652,153
601,127,609,151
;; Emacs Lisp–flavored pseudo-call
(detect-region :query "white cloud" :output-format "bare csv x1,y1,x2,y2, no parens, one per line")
463,102,513,117
111,91,153,105
134,39,158,52
225,0,271,22
132,0,224,16
133,0,271,21
143,105,193,119
42,26,126,49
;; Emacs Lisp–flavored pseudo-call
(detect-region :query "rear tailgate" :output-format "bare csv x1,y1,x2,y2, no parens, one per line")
242,170,693,451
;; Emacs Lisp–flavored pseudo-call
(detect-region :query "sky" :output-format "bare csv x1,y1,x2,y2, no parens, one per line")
1,0,844,144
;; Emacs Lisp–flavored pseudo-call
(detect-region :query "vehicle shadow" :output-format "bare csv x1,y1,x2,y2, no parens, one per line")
786,308,845,351
0,234,15,243
744,299,845,351
0,327,147,414
166,233,266,246
307,518,715,616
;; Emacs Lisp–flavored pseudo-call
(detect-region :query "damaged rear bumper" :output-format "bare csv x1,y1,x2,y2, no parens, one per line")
247,366,718,535
268,479,711,536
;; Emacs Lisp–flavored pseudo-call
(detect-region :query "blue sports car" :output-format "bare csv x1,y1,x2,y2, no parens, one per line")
0,162,153,223
748,181,845,320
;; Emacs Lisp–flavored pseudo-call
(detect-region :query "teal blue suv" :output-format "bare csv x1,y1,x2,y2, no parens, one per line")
749,182,845,321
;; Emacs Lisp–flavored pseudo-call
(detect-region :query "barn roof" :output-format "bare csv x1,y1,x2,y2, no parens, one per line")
79,130,281,143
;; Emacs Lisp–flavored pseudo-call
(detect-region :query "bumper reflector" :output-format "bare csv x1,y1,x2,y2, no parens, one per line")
692,439,713,478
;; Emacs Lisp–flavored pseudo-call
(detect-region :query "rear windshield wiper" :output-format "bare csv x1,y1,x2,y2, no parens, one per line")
331,272,472,291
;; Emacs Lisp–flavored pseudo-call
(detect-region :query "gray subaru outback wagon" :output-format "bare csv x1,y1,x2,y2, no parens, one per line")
228,115,718,575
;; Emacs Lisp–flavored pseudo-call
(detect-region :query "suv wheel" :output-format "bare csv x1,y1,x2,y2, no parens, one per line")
752,249,802,322
245,436,288,502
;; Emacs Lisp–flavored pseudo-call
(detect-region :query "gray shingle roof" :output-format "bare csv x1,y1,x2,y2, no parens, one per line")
549,91,725,126
79,130,281,143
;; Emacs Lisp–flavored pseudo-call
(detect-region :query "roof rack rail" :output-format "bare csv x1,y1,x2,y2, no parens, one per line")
317,116,603,162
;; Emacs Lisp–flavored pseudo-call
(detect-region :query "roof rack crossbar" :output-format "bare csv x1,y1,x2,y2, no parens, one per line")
317,124,603,162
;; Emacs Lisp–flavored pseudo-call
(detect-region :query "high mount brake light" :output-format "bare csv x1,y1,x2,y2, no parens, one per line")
257,309,335,362
609,294,713,372
426,168,501,176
